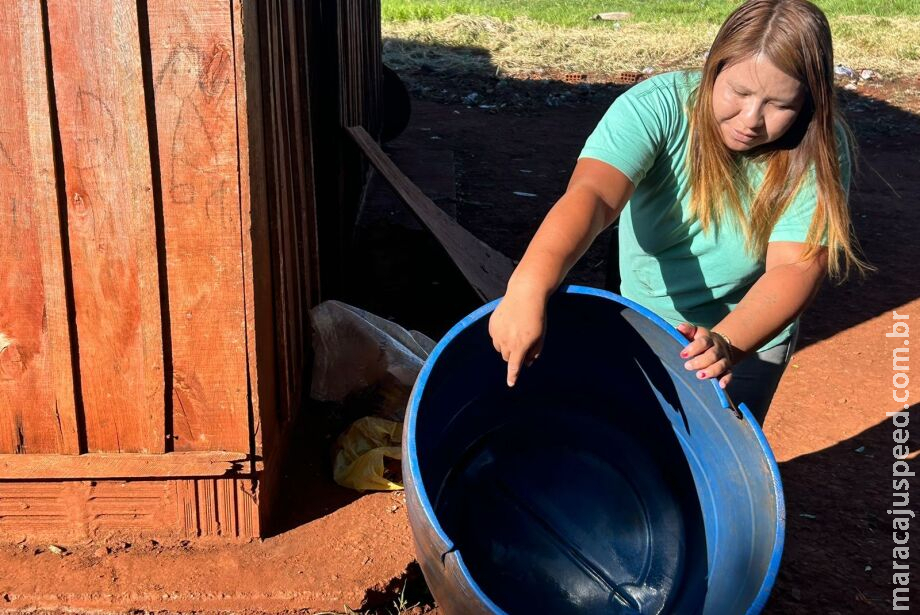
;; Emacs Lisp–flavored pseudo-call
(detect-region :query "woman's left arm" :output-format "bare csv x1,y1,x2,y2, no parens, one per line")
679,241,828,387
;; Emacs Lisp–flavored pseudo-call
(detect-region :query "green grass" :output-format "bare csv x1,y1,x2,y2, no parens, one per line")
382,2,920,77
383,0,920,27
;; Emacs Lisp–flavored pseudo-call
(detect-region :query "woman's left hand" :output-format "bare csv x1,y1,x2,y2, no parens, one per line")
676,323,733,389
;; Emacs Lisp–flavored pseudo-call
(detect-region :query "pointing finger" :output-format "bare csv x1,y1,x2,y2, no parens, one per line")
507,351,523,387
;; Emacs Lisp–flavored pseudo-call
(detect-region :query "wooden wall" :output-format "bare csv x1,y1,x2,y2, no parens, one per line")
0,0,381,540
0,0,252,457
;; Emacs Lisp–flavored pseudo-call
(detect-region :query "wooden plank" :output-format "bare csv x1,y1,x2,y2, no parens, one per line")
232,0,275,464
197,477,217,536
290,2,321,309
0,451,261,479
174,477,259,539
347,126,515,301
267,0,298,425
1,477,258,541
277,0,314,425
216,477,236,536
236,478,258,538
46,0,164,452
145,0,250,452
0,0,80,454
0,482,72,534
304,0,347,299
176,478,197,536
85,480,170,532
278,0,309,425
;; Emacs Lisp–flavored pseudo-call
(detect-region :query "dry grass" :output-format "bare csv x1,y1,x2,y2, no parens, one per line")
383,15,920,79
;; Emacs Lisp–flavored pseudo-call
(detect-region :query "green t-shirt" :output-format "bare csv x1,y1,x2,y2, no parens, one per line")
579,70,850,351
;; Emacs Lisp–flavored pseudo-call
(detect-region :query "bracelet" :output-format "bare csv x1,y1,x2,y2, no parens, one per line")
711,330,734,364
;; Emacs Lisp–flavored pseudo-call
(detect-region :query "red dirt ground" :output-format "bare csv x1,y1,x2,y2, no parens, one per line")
2,72,919,614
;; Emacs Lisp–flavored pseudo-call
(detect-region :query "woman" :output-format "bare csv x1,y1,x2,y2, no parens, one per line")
488,0,869,424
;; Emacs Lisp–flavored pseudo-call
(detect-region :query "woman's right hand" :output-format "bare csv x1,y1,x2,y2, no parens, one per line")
488,287,548,387
485,160,633,387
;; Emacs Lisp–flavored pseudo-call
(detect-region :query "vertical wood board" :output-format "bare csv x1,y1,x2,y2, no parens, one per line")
289,2,321,312
232,0,275,461
46,0,165,452
147,0,249,451
0,0,80,454
263,0,297,426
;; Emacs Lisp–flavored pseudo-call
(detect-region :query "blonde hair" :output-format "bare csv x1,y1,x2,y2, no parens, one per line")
688,0,870,279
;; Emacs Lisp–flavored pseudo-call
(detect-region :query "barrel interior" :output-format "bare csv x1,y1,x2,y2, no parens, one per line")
415,295,712,613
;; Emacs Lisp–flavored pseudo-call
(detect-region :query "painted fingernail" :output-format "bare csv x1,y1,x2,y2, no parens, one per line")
680,351,688,358
699,372,707,379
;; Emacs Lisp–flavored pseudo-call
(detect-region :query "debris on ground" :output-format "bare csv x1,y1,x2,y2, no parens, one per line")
461,92,481,105
835,64,856,79
611,70,646,85
563,72,589,83
310,301,434,491
333,417,404,492
591,11,632,21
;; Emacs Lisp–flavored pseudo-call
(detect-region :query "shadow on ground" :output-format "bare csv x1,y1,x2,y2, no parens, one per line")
767,404,920,613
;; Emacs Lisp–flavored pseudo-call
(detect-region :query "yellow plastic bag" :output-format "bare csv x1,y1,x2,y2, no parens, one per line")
332,417,404,491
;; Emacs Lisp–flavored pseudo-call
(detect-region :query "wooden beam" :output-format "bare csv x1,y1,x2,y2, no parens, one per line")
46,0,166,453
346,126,515,302
0,452,262,480
146,0,250,452
0,476,259,540
232,0,276,464
0,0,80,454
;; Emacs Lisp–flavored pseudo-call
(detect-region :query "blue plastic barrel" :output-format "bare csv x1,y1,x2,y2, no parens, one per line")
403,286,784,614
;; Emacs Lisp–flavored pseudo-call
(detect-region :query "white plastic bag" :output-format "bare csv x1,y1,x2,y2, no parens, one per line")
310,300,434,421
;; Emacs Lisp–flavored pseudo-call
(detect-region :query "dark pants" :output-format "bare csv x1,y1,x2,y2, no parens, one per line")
726,327,798,425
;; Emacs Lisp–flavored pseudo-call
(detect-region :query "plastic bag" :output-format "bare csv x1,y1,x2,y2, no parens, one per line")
310,301,434,421
332,416,404,491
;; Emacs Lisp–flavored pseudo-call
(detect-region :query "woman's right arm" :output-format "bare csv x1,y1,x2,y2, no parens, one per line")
489,158,636,386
